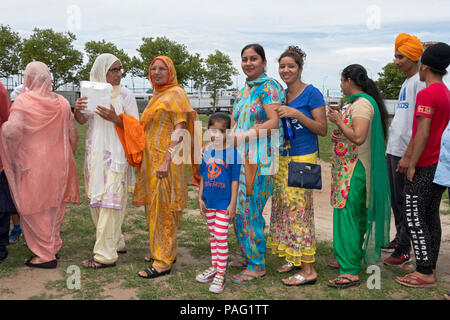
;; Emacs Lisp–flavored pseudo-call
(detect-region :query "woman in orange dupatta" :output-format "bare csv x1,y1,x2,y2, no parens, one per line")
0,61,79,268
134,56,200,278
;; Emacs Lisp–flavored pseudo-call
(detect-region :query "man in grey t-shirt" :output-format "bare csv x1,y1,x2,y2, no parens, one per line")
383,33,426,266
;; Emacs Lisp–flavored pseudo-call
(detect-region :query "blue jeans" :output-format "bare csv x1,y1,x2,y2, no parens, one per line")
0,212,10,261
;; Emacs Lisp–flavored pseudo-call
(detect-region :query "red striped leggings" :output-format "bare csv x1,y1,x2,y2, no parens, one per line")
205,209,230,275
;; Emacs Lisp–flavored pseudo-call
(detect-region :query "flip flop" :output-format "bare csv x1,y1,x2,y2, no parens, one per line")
283,274,317,286
231,272,266,284
328,276,360,289
228,260,248,268
395,274,436,288
25,257,57,269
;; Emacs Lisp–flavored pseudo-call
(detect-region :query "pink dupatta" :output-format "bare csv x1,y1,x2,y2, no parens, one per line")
0,62,79,215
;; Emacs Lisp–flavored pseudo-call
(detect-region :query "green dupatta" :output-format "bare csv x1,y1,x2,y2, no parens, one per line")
349,93,391,265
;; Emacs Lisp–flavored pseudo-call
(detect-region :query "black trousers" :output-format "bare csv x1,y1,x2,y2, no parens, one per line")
386,154,411,254
404,164,446,275
0,212,10,261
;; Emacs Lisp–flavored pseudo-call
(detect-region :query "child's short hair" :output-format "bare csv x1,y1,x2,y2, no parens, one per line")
208,112,231,129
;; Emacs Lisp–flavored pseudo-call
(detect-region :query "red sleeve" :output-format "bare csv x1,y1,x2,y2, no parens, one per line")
415,88,435,119
0,83,10,125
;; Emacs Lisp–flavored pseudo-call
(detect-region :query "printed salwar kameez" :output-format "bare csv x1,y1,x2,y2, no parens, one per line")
232,74,285,272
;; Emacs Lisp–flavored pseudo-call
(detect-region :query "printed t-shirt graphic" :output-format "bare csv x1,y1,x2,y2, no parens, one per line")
199,145,241,211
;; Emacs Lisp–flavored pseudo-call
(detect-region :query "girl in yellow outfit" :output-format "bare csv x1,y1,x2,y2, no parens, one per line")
134,56,200,278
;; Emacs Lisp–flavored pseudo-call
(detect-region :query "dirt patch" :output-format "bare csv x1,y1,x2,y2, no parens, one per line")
188,190,198,200
102,281,138,300
0,267,70,300
174,246,206,270
183,209,200,218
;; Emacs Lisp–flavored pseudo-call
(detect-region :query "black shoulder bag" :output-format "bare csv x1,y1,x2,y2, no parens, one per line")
287,136,322,190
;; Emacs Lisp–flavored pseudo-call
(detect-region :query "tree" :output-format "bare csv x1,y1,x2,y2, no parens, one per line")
132,36,200,86
376,61,406,99
21,28,83,90
205,50,238,112
79,40,132,81
0,25,23,79
188,53,207,92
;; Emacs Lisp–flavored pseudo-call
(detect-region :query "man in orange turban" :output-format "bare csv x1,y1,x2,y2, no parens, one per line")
395,33,424,62
383,33,425,266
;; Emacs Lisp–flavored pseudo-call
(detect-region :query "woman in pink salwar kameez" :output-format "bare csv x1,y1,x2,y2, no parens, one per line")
0,61,79,268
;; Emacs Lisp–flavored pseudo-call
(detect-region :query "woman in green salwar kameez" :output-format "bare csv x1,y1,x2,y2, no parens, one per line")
327,64,391,289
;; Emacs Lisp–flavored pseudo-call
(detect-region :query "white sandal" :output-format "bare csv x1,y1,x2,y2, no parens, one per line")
277,262,298,273
283,273,317,286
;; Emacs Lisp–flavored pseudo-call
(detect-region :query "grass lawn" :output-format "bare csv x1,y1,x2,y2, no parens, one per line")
0,118,448,300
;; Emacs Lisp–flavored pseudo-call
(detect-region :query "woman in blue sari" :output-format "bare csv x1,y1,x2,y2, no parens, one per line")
230,44,285,284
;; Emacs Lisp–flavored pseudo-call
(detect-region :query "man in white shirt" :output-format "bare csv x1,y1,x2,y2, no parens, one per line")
383,33,426,266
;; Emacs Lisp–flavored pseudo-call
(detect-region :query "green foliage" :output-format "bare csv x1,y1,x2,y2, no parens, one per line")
133,36,199,86
0,25,22,78
79,40,132,81
188,52,207,91
376,61,406,99
21,28,82,90
204,50,238,110
1,27,239,97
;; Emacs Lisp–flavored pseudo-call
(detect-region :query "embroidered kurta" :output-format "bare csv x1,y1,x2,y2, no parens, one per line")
84,87,139,210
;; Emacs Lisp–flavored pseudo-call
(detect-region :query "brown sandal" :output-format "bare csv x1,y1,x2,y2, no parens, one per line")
327,260,340,269
82,258,116,269
328,276,360,289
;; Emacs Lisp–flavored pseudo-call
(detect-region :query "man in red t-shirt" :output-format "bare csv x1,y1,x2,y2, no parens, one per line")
0,82,12,262
395,42,450,288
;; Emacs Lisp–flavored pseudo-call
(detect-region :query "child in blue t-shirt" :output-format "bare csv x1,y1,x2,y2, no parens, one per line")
196,112,241,294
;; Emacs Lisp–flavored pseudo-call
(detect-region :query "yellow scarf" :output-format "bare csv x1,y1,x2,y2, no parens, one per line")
141,56,201,186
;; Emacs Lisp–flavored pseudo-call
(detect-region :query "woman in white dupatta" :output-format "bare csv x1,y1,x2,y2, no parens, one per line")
74,53,139,268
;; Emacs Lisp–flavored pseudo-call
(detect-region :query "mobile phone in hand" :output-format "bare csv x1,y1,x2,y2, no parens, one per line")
329,104,341,112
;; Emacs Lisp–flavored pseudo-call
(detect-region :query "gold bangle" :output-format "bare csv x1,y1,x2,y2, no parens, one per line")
168,147,175,154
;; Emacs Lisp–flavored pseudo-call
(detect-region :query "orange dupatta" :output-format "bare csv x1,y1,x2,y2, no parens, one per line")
115,114,145,170
140,56,201,186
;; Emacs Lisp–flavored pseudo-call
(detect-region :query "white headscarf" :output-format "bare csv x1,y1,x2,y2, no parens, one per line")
87,53,127,204
10,84,24,102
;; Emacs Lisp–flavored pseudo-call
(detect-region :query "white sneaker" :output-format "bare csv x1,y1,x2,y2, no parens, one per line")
209,274,226,294
195,267,217,283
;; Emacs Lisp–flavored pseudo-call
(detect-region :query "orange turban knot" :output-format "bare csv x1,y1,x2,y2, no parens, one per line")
395,33,424,62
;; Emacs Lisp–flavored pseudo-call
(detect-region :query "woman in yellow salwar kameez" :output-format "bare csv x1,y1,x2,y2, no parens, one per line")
134,56,200,278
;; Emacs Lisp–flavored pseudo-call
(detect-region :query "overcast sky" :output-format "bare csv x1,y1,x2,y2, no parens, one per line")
1,0,450,95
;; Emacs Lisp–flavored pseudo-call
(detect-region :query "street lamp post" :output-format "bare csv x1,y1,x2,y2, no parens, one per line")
322,76,328,97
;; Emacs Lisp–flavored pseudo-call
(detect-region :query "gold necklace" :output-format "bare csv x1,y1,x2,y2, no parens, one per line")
288,83,307,102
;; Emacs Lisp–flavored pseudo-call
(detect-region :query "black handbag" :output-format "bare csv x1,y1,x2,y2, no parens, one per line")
287,161,322,190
